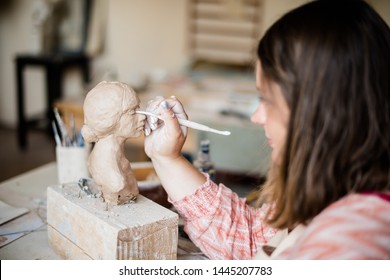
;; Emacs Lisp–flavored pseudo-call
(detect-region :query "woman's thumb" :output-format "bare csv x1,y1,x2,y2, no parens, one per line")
159,100,180,135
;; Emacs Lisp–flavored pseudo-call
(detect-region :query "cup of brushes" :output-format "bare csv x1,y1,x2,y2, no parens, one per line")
52,108,90,185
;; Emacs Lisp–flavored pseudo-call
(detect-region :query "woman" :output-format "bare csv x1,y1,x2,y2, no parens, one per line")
82,81,145,205
144,0,390,259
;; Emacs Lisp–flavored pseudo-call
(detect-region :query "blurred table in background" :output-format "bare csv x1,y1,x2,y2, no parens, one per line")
15,53,90,150
0,162,209,260
54,71,270,178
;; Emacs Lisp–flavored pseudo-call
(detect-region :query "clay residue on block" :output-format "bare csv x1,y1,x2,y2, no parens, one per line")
81,81,146,205
47,184,179,260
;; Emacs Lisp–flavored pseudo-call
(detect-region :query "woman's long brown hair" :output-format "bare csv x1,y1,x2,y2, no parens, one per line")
257,0,390,229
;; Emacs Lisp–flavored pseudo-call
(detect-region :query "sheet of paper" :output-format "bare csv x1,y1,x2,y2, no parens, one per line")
0,200,29,225
0,211,45,248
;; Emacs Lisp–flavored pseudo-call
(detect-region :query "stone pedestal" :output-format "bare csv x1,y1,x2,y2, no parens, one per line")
47,184,178,259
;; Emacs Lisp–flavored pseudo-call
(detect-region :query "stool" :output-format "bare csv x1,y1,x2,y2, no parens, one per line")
15,53,90,149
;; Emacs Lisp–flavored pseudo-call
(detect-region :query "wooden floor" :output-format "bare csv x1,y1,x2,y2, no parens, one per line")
0,127,56,182
0,126,151,183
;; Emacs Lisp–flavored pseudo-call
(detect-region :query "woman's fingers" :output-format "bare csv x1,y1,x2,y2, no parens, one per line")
145,96,188,135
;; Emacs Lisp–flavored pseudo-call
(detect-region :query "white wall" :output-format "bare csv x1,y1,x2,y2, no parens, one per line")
261,0,309,33
1,0,389,127
368,0,390,26
0,0,47,126
101,0,188,81
0,0,188,127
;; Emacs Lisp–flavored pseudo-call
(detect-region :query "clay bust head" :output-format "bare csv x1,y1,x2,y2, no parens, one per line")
81,81,145,205
82,81,144,141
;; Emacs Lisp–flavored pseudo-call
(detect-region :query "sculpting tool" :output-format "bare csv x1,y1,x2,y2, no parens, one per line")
69,113,77,146
53,107,69,146
51,120,62,146
136,110,231,136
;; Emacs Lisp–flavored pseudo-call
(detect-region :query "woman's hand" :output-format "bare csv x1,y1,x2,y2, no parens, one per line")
143,96,206,201
144,96,188,161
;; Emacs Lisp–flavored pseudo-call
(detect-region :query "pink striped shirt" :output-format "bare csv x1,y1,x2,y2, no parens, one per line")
172,175,390,259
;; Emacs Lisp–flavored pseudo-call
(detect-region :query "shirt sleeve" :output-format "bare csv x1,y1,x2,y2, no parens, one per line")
171,174,277,260
278,194,390,259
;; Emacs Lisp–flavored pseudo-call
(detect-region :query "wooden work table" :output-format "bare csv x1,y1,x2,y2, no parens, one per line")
0,162,207,260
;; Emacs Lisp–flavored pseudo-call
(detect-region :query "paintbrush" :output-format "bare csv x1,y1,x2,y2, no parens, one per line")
136,110,231,136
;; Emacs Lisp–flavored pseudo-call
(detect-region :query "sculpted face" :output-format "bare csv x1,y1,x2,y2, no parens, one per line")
82,81,145,205
117,90,145,139
83,81,145,139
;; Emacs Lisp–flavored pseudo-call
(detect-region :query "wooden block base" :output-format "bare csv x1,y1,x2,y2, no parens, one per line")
47,184,178,259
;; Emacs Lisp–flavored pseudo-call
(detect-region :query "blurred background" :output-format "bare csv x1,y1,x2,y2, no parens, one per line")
1,0,389,187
